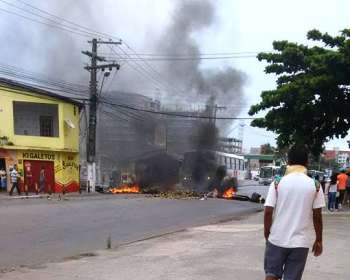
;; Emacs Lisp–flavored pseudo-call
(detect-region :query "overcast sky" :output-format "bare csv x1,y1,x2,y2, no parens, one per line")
1,0,350,151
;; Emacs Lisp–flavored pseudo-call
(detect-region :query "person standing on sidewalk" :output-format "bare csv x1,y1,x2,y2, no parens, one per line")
343,172,350,208
264,145,325,280
9,164,21,196
39,166,46,193
0,168,7,191
336,169,348,209
327,173,338,211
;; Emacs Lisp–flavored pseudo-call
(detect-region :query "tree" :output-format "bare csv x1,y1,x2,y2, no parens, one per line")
260,143,275,154
249,29,350,157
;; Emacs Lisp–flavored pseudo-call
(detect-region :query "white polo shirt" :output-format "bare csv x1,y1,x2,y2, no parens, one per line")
265,165,325,248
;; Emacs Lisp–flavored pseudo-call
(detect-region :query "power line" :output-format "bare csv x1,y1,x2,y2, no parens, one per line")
118,43,189,96
0,6,94,38
0,72,89,97
102,102,148,122
98,51,260,57
0,1,260,106
14,0,122,41
104,54,256,61
108,46,176,95
0,63,89,90
0,65,89,97
100,99,257,120
0,85,89,102
0,0,101,37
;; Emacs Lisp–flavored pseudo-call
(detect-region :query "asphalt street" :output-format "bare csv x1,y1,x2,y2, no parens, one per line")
0,186,265,270
238,181,269,198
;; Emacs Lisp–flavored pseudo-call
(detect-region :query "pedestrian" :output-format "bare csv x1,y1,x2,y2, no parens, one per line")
336,169,348,209
39,166,46,193
343,172,350,208
320,175,326,193
0,168,7,191
327,173,337,212
9,164,21,196
264,145,325,280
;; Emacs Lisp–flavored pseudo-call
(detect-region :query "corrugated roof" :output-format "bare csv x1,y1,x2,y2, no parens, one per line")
0,77,84,107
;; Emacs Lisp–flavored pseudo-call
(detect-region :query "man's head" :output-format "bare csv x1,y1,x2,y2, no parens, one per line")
288,145,308,167
13,164,17,170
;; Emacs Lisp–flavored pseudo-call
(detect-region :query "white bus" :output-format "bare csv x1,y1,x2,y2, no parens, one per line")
216,151,246,181
259,165,283,185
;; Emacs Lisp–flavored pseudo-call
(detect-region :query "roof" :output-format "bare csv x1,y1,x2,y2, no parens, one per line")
0,77,84,107
244,154,275,161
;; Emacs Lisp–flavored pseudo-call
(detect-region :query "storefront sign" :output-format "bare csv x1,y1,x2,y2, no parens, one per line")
62,160,79,170
22,152,55,161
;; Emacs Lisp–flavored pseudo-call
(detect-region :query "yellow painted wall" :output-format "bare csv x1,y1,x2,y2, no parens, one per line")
0,86,79,152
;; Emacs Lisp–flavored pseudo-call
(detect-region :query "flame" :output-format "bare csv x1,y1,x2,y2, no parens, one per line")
109,184,140,194
222,187,236,199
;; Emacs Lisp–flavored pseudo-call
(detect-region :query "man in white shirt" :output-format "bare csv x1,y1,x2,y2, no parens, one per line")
9,164,21,196
264,145,325,280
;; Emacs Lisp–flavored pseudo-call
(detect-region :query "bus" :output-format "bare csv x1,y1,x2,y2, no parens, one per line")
181,150,246,188
259,165,283,185
215,151,246,181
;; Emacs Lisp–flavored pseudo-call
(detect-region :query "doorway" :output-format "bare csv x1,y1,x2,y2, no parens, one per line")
23,160,55,193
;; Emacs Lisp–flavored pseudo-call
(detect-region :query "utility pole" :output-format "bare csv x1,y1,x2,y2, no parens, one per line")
212,104,226,125
83,38,121,192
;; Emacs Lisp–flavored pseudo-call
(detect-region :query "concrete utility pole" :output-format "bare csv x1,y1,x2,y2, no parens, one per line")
207,104,226,125
82,38,121,192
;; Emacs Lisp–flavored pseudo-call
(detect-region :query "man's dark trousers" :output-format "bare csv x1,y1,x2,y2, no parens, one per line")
9,182,21,195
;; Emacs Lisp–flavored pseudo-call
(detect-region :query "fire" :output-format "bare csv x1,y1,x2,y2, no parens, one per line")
109,184,140,194
222,187,236,199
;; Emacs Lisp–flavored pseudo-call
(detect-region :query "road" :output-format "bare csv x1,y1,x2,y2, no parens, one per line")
0,186,265,269
238,180,269,198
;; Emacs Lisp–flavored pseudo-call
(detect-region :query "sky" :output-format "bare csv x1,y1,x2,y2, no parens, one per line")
0,0,350,151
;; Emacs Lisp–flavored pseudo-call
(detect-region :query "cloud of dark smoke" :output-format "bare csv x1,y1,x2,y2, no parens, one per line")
158,0,247,118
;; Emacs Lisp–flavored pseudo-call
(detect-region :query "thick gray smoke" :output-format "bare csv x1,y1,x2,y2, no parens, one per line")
0,0,247,188
158,0,247,117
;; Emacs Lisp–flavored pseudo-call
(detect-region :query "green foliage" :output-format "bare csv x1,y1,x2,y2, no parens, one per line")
260,143,275,154
249,29,350,157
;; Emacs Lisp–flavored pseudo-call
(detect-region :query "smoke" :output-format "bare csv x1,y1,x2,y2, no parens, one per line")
0,0,247,187
158,0,247,117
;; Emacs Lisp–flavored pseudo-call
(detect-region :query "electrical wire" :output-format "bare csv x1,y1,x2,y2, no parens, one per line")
0,1,260,114
0,85,88,102
118,43,188,96
104,54,256,61
100,99,257,120
98,51,259,57
0,64,89,90
14,0,122,41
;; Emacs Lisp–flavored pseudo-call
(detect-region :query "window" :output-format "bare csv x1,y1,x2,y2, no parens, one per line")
13,102,59,137
40,116,54,137
230,158,233,169
224,157,227,167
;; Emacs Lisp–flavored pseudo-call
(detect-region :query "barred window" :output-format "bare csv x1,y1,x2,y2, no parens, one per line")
40,116,54,137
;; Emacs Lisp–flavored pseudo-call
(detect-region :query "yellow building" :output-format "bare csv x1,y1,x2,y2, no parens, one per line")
0,78,82,193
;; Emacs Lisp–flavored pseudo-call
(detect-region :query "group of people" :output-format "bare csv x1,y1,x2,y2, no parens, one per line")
325,169,350,211
0,164,48,196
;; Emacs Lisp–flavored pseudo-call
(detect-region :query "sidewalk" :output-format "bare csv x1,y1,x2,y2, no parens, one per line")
2,212,348,280
0,191,150,202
